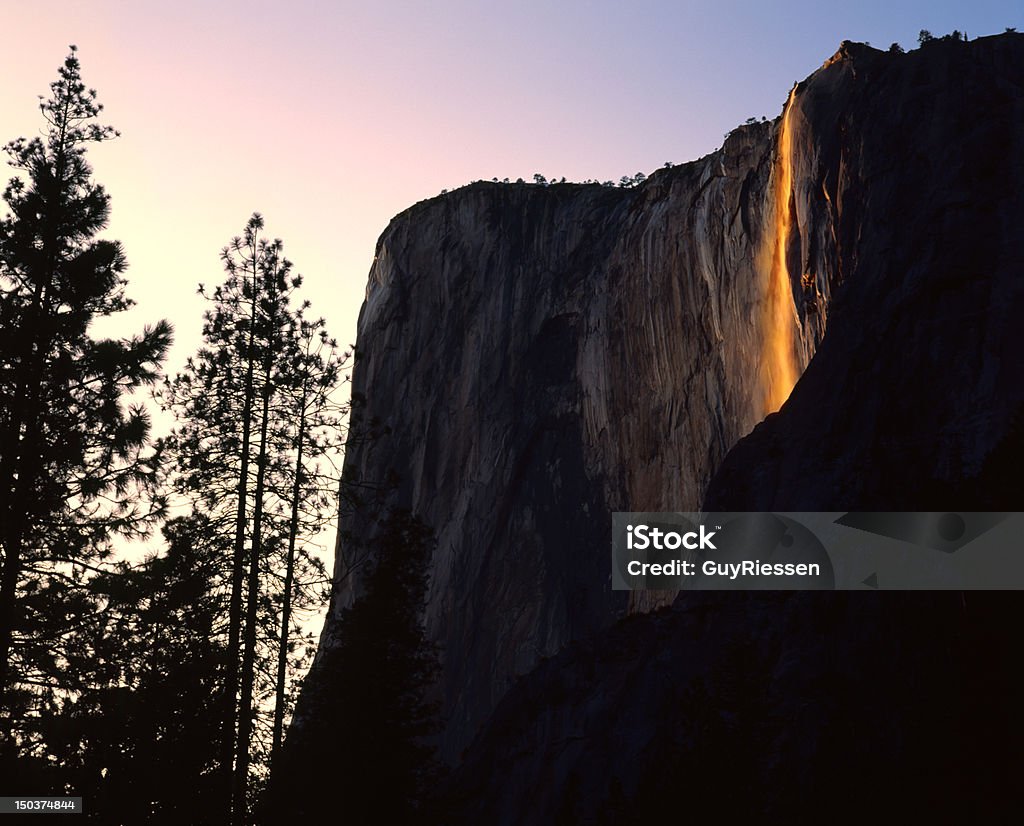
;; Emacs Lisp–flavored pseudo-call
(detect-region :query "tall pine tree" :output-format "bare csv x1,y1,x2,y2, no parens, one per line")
0,46,170,767
269,314,348,768
161,216,345,823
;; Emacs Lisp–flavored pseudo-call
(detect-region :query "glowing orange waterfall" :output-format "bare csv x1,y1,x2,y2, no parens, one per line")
762,87,801,414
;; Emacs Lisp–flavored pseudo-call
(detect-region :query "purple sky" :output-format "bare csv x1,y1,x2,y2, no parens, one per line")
2,1,1020,374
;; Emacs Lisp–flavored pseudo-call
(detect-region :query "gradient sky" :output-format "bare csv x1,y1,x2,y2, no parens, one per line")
2,0,1020,385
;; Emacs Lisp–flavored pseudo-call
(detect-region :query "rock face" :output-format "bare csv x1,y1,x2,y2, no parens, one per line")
324,154,778,759
319,62,823,764
300,31,1024,779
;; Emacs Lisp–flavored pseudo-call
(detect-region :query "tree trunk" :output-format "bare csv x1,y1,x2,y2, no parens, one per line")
271,396,307,766
233,271,279,825
222,249,260,821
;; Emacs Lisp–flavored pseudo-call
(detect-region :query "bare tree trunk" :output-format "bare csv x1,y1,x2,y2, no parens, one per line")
271,398,307,766
233,265,279,825
222,247,259,822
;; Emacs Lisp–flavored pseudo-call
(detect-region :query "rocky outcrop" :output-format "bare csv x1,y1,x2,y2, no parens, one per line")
301,32,1024,775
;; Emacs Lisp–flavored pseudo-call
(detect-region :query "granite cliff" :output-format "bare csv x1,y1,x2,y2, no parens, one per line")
292,31,1024,809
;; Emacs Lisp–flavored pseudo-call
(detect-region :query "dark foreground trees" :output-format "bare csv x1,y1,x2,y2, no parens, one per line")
0,48,350,825
0,46,170,769
34,515,229,823
161,215,348,823
0,45,438,826
266,508,443,824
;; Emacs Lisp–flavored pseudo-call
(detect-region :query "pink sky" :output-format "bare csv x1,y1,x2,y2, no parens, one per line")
2,1,1019,380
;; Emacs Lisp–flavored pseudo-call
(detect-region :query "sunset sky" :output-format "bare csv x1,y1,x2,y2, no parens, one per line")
2,1,1020,388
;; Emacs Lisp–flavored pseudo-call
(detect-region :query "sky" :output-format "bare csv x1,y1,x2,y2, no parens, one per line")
2,1,1019,381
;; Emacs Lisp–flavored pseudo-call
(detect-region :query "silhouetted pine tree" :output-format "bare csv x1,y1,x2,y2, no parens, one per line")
0,46,170,769
160,220,345,823
233,225,292,821
269,314,348,768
